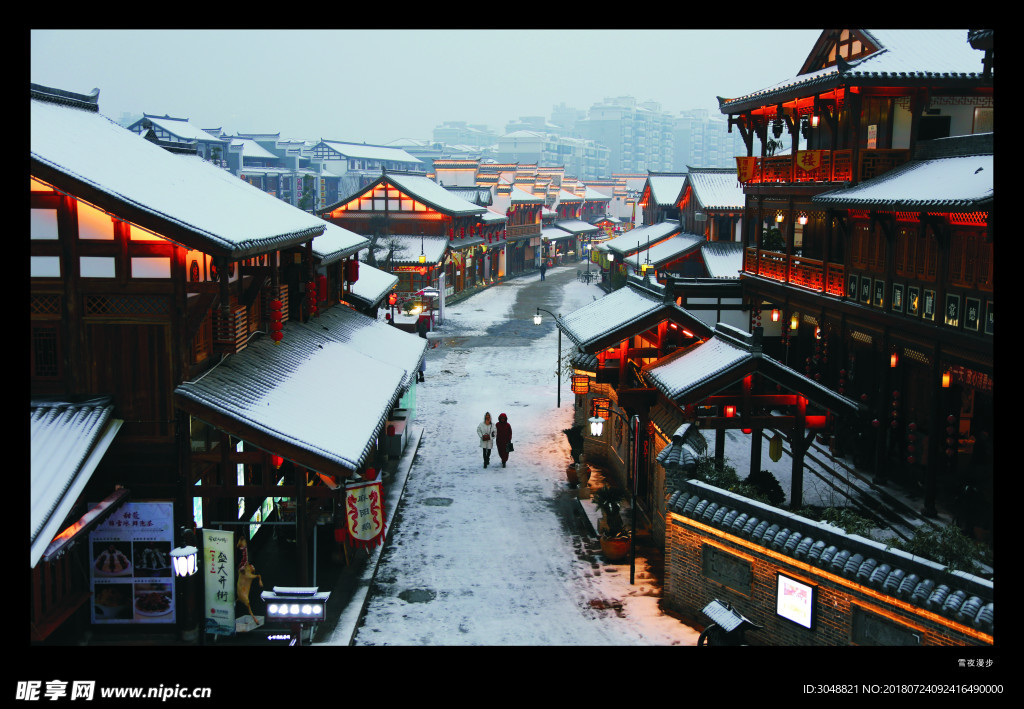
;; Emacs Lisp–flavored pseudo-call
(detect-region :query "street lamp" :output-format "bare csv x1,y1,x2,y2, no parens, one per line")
533,308,562,408
588,405,641,584
261,586,331,646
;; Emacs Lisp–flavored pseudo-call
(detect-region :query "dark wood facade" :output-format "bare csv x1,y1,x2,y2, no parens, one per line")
720,29,993,532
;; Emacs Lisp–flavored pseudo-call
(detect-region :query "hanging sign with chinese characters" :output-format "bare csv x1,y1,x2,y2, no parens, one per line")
202,528,236,636
735,157,758,183
796,150,824,171
345,480,386,550
89,502,175,626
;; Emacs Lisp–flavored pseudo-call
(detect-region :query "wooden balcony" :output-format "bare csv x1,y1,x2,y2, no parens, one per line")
744,247,846,297
741,149,909,185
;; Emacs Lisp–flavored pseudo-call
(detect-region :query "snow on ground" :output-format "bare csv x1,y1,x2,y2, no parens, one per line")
345,265,701,645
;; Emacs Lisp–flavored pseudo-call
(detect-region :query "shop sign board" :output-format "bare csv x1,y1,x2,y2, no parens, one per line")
202,528,236,636
88,501,175,625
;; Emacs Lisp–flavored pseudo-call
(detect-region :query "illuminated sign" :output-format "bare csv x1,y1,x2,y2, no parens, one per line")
776,572,815,629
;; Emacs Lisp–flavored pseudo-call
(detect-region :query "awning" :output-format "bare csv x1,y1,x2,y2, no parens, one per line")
557,281,715,353
31,397,123,567
174,306,423,477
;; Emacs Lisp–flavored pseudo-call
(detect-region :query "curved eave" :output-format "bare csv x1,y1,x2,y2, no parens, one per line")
719,72,987,116
812,196,993,211
32,158,324,259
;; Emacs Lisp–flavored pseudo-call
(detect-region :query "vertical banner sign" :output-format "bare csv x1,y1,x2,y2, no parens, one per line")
202,529,236,636
89,502,175,625
345,480,386,550
735,156,758,183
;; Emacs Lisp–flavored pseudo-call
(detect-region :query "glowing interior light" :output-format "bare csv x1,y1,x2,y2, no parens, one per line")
290,604,300,615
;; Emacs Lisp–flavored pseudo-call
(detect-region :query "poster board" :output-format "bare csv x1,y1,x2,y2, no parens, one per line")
89,501,175,625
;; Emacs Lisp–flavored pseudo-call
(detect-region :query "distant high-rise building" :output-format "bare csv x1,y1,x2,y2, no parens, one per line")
673,108,747,171
432,121,498,149
576,96,674,176
494,130,609,182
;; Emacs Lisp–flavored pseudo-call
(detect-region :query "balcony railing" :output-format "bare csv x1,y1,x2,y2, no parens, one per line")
744,247,846,297
740,149,909,185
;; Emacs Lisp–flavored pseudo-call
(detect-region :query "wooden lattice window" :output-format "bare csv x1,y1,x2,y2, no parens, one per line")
850,222,885,272
949,230,983,288
31,323,61,380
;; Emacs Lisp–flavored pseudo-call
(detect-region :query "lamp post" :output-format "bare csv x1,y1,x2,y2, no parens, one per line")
171,528,201,644
588,406,641,584
533,307,562,408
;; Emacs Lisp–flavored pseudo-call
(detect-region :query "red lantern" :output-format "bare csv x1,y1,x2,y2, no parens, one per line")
388,292,398,306
871,419,880,428
271,330,284,342
724,405,736,418
742,428,752,434
907,456,916,465
271,454,284,470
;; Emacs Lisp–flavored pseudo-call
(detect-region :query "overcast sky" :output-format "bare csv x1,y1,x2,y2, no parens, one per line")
31,29,822,145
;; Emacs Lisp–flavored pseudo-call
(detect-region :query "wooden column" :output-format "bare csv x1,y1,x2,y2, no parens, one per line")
790,396,806,508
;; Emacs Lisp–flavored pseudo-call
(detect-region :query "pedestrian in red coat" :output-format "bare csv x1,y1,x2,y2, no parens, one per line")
495,413,512,468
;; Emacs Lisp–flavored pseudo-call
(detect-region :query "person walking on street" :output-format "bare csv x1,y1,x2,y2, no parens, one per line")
495,413,512,468
477,412,497,468
540,260,547,281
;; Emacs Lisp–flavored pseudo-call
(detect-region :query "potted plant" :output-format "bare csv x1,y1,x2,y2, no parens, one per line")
562,425,585,488
592,487,630,562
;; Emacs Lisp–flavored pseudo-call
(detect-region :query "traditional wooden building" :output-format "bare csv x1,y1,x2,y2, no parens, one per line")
678,167,745,242
320,170,494,301
718,29,993,531
637,172,687,225
30,84,424,641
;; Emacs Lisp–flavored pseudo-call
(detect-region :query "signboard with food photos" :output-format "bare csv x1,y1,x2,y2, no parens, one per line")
89,502,175,625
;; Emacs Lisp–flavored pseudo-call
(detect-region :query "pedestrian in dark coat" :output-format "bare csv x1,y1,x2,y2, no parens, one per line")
540,260,547,280
476,412,497,468
495,413,512,468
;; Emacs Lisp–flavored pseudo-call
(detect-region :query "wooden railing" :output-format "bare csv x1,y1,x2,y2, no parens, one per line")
744,247,846,297
740,149,909,185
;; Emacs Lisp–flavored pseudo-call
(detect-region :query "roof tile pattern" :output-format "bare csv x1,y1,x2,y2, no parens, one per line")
667,480,994,634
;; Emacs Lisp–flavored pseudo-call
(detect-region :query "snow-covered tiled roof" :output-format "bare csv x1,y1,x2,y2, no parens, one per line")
686,168,745,211
701,241,744,279
600,221,682,258
558,284,667,347
174,310,422,473
346,260,397,309
384,173,487,216
510,186,544,203
720,30,985,113
31,95,326,259
297,307,426,391
383,235,449,265
646,336,750,400
319,140,422,164
647,174,688,206
233,138,279,160
541,227,574,242
312,222,370,265
812,153,993,209
557,188,582,203
482,209,507,223
141,115,226,143
638,233,705,268
554,219,601,234
585,186,611,201
31,397,123,567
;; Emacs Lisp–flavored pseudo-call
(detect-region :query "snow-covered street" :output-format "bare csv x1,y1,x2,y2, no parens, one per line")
343,265,701,645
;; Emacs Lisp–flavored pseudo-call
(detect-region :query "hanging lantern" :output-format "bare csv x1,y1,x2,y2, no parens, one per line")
942,370,951,387
724,405,736,418
571,374,591,395
771,309,781,322
742,428,752,435
890,352,899,368
271,454,284,470
790,314,799,330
